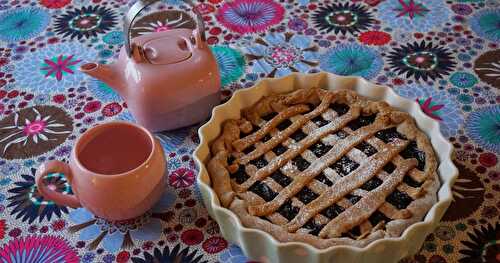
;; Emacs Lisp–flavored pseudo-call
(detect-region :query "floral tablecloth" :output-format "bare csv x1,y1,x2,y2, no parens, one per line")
0,0,498,262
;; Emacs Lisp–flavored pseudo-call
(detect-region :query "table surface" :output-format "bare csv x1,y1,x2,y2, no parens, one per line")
0,0,499,262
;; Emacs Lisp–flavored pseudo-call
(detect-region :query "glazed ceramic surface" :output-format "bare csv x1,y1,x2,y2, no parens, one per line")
194,72,458,263
36,121,166,221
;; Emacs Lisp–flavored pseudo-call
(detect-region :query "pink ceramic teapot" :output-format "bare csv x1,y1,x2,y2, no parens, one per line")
80,0,220,132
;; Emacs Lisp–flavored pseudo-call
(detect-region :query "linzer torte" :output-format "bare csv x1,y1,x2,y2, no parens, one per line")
207,88,439,248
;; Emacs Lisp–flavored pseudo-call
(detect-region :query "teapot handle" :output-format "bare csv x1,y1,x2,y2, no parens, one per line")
123,0,206,58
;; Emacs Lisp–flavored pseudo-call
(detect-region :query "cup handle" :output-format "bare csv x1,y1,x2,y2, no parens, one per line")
35,160,81,208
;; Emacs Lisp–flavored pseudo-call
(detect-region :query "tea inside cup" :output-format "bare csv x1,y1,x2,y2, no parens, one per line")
77,122,154,175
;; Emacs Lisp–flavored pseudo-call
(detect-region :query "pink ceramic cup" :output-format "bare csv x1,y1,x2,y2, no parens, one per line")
35,121,166,221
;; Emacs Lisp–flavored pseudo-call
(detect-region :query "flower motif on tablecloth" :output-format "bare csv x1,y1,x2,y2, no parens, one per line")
169,167,195,188
470,9,500,43
0,235,79,263
210,45,246,87
13,43,98,92
458,222,500,263
465,105,500,153
376,0,451,32
358,31,392,46
319,43,383,80
156,128,190,153
388,41,456,81
0,106,73,160
244,32,318,77
312,2,375,35
219,244,250,263
474,49,500,89
0,8,50,43
131,244,208,263
449,72,478,88
54,5,117,40
216,0,285,34
68,190,176,253
395,84,463,137
7,167,72,223
441,163,485,221
88,79,122,103
102,31,124,45
40,0,71,9
130,10,196,38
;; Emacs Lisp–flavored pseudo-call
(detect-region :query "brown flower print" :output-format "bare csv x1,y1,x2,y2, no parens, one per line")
474,49,500,89
442,163,485,221
0,105,73,159
131,10,196,38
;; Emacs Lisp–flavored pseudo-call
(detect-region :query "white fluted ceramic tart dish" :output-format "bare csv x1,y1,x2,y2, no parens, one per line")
193,72,457,263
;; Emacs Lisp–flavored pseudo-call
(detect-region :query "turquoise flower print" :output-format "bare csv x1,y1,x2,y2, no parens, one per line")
465,106,500,153
396,84,464,137
376,0,451,32
102,31,124,45
243,32,319,78
13,43,98,93
210,46,246,87
69,189,176,252
319,43,383,80
449,72,478,88
0,8,50,43
470,9,500,43
88,79,122,103
219,245,251,263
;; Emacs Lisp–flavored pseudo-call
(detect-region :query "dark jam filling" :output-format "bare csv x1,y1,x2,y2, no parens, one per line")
291,130,307,142
403,175,423,187
386,190,413,209
242,145,255,154
270,170,292,187
230,165,249,184
262,134,271,142
249,181,277,202
399,141,426,171
250,156,268,168
272,144,288,156
360,177,383,191
262,112,278,121
292,156,310,171
330,156,359,176
321,204,345,219
382,162,396,174
303,220,325,236
335,130,349,139
355,141,377,157
296,187,319,204
308,141,333,158
330,103,350,116
346,194,362,205
315,173,333,186
277,200,300,221
374,127,407,143
346,114,377,131
311,115,330,127
277,119,293,131
368,210,390,226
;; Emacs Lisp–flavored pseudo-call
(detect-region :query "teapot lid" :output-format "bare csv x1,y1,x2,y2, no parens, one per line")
142,35,192,65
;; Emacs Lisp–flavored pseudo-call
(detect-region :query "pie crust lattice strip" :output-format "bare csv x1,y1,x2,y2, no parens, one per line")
207,88,440,248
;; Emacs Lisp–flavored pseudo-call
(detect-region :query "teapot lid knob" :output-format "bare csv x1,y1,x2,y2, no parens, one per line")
123,0,206,59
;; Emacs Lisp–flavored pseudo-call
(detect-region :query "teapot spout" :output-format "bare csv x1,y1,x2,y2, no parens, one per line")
80,63,125,95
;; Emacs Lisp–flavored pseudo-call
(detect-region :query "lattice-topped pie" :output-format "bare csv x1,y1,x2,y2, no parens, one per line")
207,88,439,248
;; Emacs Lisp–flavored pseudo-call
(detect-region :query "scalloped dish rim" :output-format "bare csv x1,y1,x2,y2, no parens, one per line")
193,72,458,261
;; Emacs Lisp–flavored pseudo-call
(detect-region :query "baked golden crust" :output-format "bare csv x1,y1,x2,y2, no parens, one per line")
207,88,439,248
